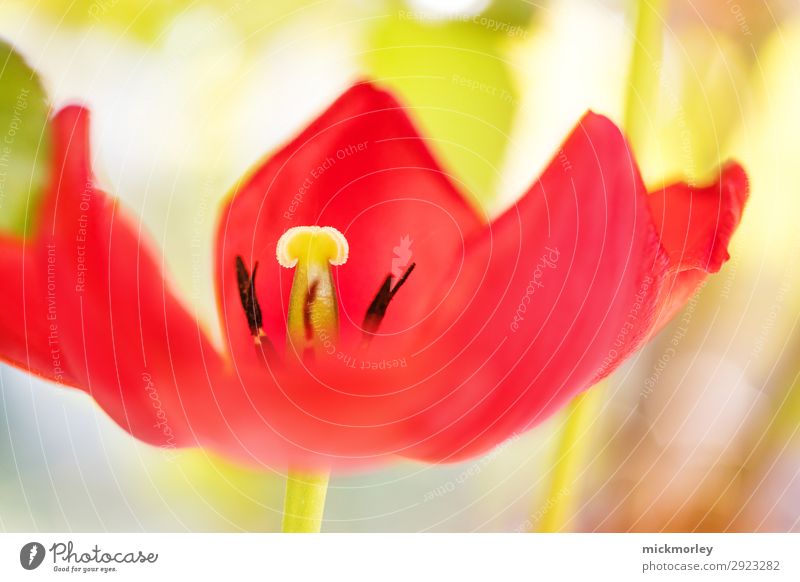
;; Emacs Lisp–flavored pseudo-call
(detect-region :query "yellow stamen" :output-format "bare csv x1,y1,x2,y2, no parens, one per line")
276,226,349,352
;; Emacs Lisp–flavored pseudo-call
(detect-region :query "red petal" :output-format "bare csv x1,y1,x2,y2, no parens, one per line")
216,81,482,366
0,236,60,381
391,114,747,463
1,106,230,449
645,162,749,330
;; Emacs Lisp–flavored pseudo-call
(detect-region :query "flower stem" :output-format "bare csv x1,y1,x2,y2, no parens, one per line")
623,0,665,155
535,389,603,532
281,469,330,533
533,1,664,532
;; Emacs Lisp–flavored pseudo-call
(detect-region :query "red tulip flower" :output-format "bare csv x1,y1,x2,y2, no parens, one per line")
0,81,747,471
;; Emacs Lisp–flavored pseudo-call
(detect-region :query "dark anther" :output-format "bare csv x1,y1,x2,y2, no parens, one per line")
362,263,416,337
235,256,264,342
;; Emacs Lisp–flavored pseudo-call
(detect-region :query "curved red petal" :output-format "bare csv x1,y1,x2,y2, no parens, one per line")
215,81,482,368
649,162,747,273
645,162,749,331
388,112,664,462
1,106,231,450
0,236,65,381
392,115,747,464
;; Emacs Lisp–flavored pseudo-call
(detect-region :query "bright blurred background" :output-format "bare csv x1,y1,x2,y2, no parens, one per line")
1,0,799,532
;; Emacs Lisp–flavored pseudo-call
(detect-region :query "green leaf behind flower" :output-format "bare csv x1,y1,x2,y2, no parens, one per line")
364,10,524,209
0,40,50,237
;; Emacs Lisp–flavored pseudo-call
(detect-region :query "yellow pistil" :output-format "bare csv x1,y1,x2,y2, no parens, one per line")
276,226,349,353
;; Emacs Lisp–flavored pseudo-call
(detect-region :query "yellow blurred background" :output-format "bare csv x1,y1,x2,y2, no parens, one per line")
1,0,798,532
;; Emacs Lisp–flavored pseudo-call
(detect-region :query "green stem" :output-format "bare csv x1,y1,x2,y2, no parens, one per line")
281,469,330,533
536,389,603,532
532,0,665,533
623,0,664,156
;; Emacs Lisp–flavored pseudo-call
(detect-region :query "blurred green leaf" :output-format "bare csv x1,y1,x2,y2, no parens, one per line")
0,40,50,237
732,21,800,446
151,450,284,531
34,0,334,44
635,30,749,186
483,0,537,28
364,11,520,208
37,0,179,41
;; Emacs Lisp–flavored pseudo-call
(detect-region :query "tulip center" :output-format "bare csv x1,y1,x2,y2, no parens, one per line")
237,226,415,357
276,226,349,354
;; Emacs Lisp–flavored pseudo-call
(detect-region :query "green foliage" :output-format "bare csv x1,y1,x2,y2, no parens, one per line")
0,40,50,237
34,0,325,44
364,12,521,208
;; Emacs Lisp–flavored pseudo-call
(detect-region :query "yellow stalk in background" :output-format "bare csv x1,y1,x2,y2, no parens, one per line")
537,389,605,532
534,0,664,533
623,0,664,156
